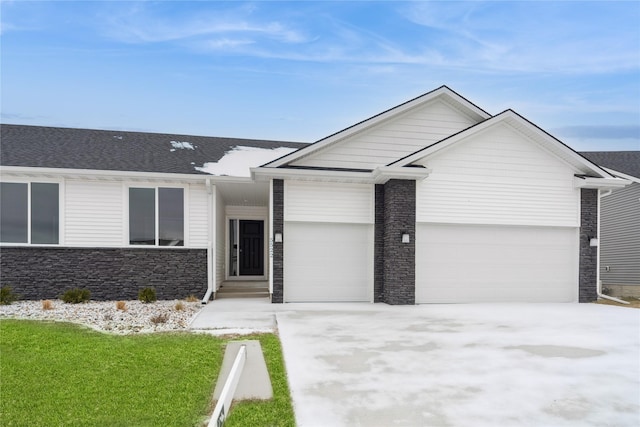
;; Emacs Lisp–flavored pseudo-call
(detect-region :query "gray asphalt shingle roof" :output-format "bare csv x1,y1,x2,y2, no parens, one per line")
3,124,636,179
580,151,640,179
0,124,306,175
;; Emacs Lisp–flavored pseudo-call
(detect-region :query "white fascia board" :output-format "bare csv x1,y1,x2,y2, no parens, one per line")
601,167,640,184
264,86,491,168
372,166,431,184
573,176,631,190
251,167,372,183
251,165,431,184
0,165,253,184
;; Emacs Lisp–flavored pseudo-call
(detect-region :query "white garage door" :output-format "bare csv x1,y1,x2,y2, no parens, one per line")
416,224,578,303
284,222,373,302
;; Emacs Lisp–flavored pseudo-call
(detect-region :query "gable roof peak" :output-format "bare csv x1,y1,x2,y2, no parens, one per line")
389,108,613,179
262,85,492,168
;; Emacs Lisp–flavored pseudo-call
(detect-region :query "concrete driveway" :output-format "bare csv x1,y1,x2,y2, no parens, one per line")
275,303,640,427
191,300,639,426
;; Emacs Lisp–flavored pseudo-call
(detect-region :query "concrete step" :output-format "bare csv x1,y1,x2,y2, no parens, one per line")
220,281,268,289
215,290,270,299
216,282,269,299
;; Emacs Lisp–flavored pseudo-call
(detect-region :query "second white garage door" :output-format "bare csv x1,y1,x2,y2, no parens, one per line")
416,223,579,303
284,222,373,302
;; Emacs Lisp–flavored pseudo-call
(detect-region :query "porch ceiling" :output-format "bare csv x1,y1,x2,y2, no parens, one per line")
215,180,270,206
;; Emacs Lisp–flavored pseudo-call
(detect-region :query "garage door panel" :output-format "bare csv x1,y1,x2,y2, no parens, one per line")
416,224,578,303
284,222,373,302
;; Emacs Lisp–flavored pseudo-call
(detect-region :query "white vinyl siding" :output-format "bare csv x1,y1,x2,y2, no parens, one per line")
66,180,206,248
284,222,373,302
415,224,579,303
285,181,373,224
188,184,208,247
65,181,123,246
416,123,579,227
291,100,478,170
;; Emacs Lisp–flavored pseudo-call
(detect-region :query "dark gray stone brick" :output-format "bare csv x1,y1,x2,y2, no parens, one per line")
579,188,598,302
382,180,416,305
0,247,207,300
272,179,284,303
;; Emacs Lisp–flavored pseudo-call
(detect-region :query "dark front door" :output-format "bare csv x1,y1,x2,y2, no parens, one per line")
239,220,264,276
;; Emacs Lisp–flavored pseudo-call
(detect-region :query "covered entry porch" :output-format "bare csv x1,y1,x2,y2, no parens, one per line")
208,178,273,301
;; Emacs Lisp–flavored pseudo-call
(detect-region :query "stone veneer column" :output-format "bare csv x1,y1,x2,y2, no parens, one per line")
271,179,284,303
374,184,385,302
382,179,416,305
579,188,598,302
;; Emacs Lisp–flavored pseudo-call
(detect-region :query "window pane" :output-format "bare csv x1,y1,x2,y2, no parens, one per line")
158,188,184,246
0,183,28,243
129,188,155,245
229,219,237,276
31,183,59,244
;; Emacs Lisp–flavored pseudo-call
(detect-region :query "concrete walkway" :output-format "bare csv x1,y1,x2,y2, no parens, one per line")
189,298,278,335
190,300,640,427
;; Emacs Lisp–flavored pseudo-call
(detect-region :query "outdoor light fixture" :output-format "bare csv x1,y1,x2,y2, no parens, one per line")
401,233,410,244
589,237,599,247
274,232,283,243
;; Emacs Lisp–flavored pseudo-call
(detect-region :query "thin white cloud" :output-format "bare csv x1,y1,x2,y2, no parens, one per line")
399,1,640,74
205,38,255,50
101,4,308,45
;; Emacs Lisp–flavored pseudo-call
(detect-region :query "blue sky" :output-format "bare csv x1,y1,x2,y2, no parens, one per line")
1,1,639,151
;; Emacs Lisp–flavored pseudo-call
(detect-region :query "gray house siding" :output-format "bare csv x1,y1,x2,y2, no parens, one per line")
600,182,640,296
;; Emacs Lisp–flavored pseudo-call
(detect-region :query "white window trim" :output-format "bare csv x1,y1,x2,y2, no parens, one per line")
0,178,64,246
125,184,189,248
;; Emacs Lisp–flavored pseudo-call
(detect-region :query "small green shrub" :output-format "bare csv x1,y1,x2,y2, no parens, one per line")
138,287,157,303
61,288,91,304
0,286,19,305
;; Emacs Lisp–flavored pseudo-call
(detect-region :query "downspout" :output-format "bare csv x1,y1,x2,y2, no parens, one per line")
596,189,629,305
202,178,214,304
268,179,274,299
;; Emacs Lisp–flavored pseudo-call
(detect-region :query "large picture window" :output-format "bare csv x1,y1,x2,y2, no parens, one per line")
129,187,184,246
0,182,59,244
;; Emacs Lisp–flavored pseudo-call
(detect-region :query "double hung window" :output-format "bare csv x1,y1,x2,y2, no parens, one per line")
0,182,59,244
129,187,184,246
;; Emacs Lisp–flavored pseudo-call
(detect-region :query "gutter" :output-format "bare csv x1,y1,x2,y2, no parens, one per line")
202,178,214,304
596,189,629,305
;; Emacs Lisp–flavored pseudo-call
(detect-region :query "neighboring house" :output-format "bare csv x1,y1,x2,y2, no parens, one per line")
580,151,640,298
0,86,630,304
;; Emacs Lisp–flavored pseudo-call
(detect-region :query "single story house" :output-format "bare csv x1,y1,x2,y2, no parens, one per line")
0,86,630,304
580,151,640,298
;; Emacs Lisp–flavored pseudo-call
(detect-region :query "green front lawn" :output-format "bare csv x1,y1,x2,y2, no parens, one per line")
0,320,295,426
